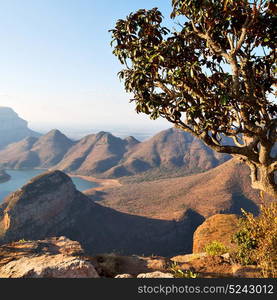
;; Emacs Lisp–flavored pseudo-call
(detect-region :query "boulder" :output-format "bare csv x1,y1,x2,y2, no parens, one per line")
0,236,99,278
0,254,99,278
171,252,207,263
115,274,134,278
193,214,239,253
232,264,262,278
137,271,174,278
93,253,169,277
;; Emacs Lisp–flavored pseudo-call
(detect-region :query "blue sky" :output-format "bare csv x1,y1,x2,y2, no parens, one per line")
0,0,173,135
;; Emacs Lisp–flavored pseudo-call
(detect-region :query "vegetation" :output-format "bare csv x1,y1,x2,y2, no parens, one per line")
111,0,277,198
233,202,277,277
204,241,229,256
169,261,198,278
17,239,27,243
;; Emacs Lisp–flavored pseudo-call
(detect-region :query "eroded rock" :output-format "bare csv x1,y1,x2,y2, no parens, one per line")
193,214,239,253
0,236,99,278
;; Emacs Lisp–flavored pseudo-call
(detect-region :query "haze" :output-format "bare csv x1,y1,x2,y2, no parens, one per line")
0,0,174,137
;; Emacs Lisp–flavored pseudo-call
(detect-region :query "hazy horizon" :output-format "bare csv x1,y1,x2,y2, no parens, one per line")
30,121,171,141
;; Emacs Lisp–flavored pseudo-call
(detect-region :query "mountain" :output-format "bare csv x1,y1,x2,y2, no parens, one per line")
0,130,74,169
55,128,230,178
30,129,75,167
103,128,230,178
0,170,204,256
0,107,40,149
91,159,270,220
54,131,139,175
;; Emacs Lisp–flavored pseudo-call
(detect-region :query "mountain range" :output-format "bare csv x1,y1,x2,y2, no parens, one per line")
0,107,275,257
0,127,230,179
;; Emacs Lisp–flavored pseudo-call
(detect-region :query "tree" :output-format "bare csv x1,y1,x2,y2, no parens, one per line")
110,0,277,198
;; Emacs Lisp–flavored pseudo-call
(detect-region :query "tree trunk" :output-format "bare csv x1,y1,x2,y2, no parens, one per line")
247,161,277,199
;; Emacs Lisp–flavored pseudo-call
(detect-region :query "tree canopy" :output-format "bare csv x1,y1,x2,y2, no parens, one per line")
110,0,277,198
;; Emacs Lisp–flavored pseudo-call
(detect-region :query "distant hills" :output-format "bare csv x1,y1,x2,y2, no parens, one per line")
103,128,230,179
54,131,139,175
0,126,231,179
0,129,74,169
0,107,40,149
56,128,230,178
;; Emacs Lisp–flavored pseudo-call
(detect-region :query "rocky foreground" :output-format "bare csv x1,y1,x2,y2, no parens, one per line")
0,236,261,278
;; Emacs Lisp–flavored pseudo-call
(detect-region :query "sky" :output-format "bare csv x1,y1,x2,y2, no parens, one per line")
0,0,175,137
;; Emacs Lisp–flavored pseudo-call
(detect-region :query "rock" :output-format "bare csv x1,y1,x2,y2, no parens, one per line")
221,253,231,261
0,254,99,278
115,274,134,278
232,264,262,278
144,257,168,271
0,237,99,278
93,254,170,278
171,253,207,263
193,214,240,253
0,171,78,243
137,271,174,278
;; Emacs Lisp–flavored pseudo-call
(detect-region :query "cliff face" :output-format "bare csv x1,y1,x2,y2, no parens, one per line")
0,170,204,256
0,171,76,241
0,107,40,149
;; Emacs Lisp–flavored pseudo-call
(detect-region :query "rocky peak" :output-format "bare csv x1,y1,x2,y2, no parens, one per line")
95,131,121,145
35,129,73,145
0,171,77,243
45,129,65,138
124,136,140,146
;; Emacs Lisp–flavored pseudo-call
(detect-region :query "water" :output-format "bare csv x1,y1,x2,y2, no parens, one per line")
0,169,99,203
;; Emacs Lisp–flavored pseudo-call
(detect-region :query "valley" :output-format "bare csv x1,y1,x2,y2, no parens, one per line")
0,107,275,257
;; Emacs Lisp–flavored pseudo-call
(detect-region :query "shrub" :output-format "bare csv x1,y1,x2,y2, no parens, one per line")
18,239,26,243
233,202,277,278
204,241,229,256
169,262,198,278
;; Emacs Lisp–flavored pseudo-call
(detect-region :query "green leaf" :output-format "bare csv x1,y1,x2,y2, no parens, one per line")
220,95,228,105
